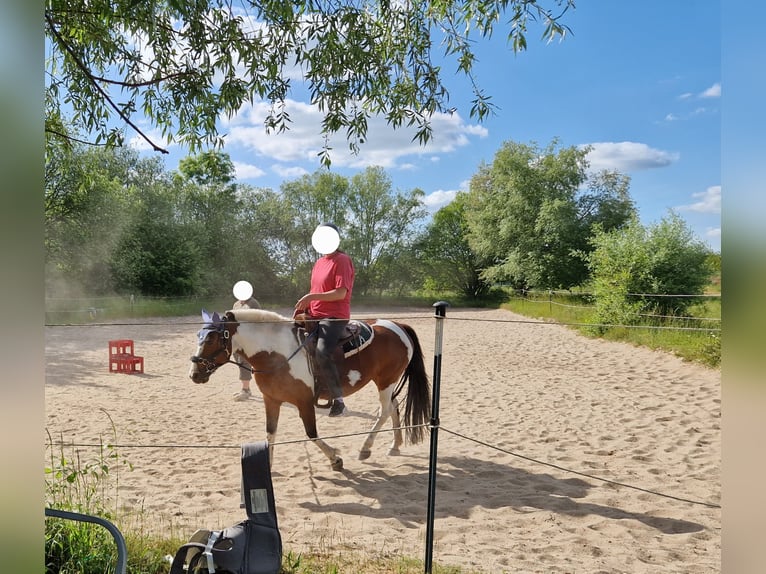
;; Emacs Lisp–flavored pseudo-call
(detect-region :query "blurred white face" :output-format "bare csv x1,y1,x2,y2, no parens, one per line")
233,280,253,300
312,225,340,254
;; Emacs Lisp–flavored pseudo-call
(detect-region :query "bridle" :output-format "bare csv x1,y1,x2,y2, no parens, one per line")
190,324,238,376
190,320,317,376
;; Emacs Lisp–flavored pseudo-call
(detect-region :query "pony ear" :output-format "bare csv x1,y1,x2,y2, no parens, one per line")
201,309,211,322
211,311,222,325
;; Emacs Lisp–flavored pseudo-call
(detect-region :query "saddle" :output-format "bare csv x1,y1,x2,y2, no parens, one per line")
292,313,374,407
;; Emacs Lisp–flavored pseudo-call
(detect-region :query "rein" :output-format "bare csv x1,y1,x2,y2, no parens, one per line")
191,324,316,376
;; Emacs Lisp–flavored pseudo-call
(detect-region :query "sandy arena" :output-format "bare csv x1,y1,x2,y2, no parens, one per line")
45,306,721,573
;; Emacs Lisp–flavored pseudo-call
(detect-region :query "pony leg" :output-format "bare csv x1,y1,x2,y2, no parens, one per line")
297,403,343,471
358,386,402,460
387,395,404,455
263,395,282,467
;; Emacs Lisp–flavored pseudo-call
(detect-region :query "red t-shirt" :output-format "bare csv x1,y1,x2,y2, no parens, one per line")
308,251,355,319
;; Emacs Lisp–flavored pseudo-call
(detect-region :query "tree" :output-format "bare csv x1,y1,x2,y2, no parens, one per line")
465,139,635,290
415,192,490,298
231,186,297,300
345,167,427,296
173,151,248,295
278,167,426,296
177,151,237,187
45,0,573,162
585,212,713,326
110,217,199,296
45,144,146,295
280,169,352,284
110,156,202,296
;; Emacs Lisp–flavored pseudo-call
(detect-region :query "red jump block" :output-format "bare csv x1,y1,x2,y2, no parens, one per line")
109,339,134,356
108,339,144,374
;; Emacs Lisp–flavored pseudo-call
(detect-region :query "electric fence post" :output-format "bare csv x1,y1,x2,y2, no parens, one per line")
424,300,449,573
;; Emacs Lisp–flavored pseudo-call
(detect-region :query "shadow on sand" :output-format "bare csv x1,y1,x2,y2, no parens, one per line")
298,454,705,535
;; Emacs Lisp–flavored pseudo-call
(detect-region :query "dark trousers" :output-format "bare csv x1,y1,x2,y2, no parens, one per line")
315,318,348,400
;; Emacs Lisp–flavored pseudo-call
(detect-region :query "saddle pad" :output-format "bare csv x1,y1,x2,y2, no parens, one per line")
342,320,374,357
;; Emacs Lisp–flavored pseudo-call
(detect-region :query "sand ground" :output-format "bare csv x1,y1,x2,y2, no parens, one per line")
45,307,721,573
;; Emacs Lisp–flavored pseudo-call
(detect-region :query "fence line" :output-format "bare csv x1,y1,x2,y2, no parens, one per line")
44,314,722,333
47,419,720,510
507,295,722,322
514,290,720,299
446,315,721,333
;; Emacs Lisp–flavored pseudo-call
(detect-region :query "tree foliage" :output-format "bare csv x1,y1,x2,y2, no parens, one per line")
44,145,429,300
414,192,490,298
345,167,427,295
45,145,140,295
45,139,714,320
586,212,713,325
45,0,574,162
464,139,635,290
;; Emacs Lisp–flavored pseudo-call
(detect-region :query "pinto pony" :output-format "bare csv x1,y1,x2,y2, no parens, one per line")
189,309,431,470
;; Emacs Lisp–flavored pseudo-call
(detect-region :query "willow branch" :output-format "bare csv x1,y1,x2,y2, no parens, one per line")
45,10,169,154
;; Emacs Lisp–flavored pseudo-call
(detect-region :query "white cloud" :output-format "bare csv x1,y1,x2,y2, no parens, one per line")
678,185,721,214
232,161,266,180
665,83,720,122
423,189,457,211
128,134,156,152
220,98,487,173
272,164,309,179
583,142,680,172
706,227,721,239
700,83,721,98
127,126,173,153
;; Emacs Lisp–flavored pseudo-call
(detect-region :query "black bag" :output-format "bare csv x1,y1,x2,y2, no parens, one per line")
170,442,282,574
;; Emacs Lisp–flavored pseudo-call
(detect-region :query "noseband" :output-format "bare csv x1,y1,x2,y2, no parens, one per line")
190,325,234,375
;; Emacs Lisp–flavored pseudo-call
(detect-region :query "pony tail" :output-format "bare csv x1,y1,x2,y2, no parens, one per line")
398,324,432,445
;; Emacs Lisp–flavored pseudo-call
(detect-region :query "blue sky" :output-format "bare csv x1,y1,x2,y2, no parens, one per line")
132,1,721,252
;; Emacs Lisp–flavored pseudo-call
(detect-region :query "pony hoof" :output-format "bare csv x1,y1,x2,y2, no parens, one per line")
358,449,371,460
387,448,400,456
331,457,344,471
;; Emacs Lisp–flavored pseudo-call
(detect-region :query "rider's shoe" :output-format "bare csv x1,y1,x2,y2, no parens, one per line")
328,400,347,417
233,388,252,401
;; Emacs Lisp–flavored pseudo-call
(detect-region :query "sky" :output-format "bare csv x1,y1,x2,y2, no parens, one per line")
132,1,721,252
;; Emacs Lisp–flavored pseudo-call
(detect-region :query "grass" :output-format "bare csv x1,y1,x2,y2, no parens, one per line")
45,434,475,573
501,289,721,367
43,291,507,324
44,294,237,323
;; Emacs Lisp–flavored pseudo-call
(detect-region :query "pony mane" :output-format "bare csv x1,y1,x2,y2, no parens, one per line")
230,308,291,324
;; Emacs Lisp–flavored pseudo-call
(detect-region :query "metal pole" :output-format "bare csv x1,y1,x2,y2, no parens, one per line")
424,301,449,574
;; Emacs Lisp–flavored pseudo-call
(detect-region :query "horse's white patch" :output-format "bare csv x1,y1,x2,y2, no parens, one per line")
188,344,203,379
373,319,413,361
232,311,314,392
347,370,362,386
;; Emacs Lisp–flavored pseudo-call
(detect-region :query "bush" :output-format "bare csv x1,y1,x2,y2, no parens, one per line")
586,212,712,324
699,332,721,367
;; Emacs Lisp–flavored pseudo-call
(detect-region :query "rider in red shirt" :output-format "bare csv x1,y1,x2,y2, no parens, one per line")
295,224,355,417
